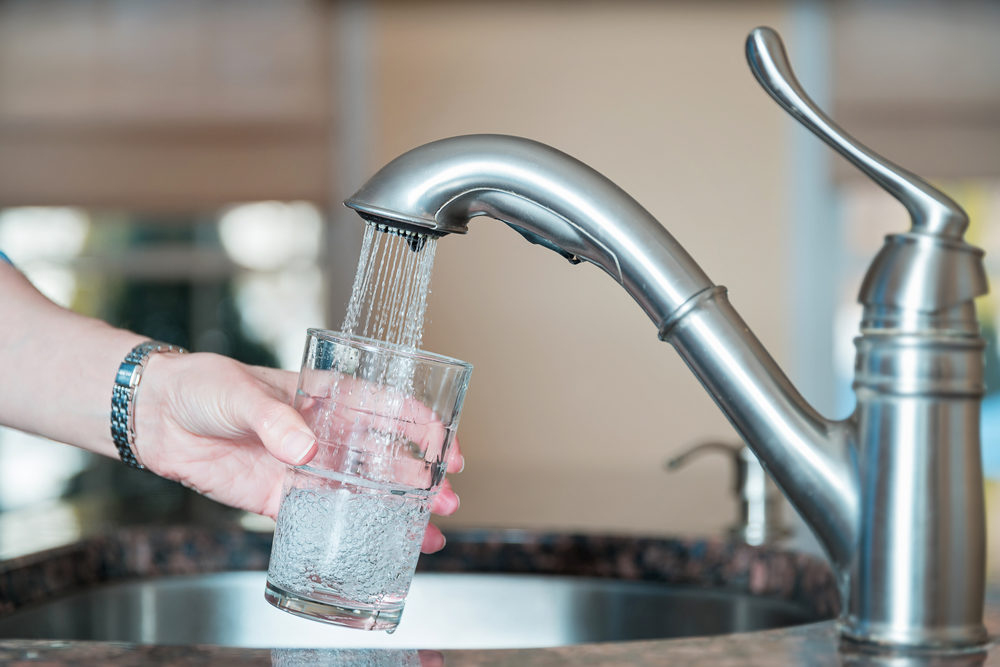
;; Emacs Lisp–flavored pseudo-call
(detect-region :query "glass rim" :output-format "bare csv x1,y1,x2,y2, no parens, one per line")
306,328,473,371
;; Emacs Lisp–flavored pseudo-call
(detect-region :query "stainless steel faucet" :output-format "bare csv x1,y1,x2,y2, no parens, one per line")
344,27,990,651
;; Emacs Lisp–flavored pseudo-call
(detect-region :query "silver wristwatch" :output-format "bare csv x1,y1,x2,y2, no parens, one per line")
111,340,188,470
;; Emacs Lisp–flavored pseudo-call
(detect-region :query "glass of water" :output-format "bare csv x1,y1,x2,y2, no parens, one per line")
265,329,472,632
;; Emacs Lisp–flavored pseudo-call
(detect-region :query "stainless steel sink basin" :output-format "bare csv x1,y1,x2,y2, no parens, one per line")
0,570,826,649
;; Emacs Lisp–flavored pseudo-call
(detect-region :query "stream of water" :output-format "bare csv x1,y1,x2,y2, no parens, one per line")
341,224,437,351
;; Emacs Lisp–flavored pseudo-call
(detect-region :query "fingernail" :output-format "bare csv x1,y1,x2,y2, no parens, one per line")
457,454,466,473
283,430,316,464
423,531,446,554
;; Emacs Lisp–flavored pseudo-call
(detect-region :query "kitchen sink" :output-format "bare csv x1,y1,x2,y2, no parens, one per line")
0,570,829,649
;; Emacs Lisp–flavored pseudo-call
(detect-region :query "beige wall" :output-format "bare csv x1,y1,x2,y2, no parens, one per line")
365,2,792,536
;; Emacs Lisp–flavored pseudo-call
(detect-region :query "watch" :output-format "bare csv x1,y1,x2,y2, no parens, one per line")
111,340,188,470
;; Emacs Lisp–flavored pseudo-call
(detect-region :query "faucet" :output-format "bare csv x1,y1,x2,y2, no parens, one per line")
344,27,989,651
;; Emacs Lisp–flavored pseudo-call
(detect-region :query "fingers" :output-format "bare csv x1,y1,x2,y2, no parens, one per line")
421,523,446,553
422,481,458,553
446,435,464,473
244,394,318,466
246,366,466,486
430,478,459,516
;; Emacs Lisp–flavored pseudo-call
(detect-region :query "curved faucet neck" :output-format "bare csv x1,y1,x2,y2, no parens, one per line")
346,133,860,570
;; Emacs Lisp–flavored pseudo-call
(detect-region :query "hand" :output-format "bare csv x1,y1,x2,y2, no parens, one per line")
133,351,463,553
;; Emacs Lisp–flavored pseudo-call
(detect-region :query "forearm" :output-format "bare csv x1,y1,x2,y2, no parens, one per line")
0,263,145,458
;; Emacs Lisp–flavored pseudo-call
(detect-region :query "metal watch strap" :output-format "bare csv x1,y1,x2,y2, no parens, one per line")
111,340,188,470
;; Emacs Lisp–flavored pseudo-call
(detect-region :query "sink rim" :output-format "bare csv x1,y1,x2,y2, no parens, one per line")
0,525,840,639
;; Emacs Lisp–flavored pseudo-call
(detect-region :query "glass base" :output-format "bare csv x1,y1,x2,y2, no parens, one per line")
264,580,403,633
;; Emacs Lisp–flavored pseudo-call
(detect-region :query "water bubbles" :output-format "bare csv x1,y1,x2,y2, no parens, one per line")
267,475,432,609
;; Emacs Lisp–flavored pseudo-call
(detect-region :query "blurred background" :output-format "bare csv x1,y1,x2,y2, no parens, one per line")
1,0,999,563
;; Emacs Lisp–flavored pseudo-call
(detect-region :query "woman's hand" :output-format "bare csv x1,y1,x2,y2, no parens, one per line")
0,264,466,549
134,352,462,552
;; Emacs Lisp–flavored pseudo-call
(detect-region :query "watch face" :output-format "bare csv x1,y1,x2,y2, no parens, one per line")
116,362,140,387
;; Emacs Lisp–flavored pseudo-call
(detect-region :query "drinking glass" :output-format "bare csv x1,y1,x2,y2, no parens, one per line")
265,329,472,632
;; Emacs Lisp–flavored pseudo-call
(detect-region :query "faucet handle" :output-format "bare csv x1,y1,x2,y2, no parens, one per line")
747,26,987,322
745,26,967,240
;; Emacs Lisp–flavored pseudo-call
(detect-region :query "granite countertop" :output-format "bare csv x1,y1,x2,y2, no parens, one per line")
0,518,997,665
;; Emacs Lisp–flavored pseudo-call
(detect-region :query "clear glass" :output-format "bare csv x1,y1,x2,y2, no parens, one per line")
265,329,472,632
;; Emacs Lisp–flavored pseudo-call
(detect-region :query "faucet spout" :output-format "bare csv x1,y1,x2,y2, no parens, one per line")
346,134,714,330
345,134,860,570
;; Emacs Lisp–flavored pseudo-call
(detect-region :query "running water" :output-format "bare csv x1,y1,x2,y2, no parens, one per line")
342,223,437,351
331,222,438,399
303,222,438,443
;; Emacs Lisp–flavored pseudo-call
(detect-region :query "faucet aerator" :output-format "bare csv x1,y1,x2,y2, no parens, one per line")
354,211,441,252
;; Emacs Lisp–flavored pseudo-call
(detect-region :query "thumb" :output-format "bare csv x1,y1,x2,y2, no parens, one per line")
242,393,318,466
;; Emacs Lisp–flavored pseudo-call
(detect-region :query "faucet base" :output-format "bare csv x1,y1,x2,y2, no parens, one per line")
838,618,991,654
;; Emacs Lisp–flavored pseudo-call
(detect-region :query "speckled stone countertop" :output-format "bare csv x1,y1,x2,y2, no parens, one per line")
0,522,997,665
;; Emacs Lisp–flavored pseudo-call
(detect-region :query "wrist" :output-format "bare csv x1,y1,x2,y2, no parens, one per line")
111,341,188,470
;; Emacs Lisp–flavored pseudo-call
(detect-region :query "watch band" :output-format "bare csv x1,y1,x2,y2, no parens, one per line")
111,340,188,470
